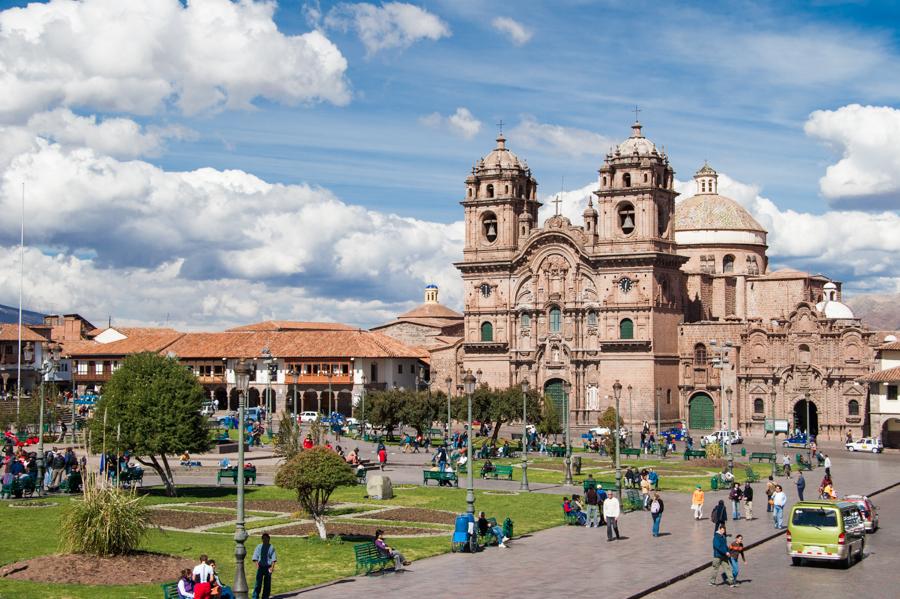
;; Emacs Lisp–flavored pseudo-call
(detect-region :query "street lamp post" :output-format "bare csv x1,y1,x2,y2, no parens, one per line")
613,381,623,502
725,386,734,474
520,379,530,491
655,386,662,457
463,369,477,549
232,359,252,599
563,380,573,486
360,373,367,442
36,342,60,496
770,384,778,479
327,370,334,437
805,394,812,463
445,375,453,439
261,347,273,434
627,384,633,448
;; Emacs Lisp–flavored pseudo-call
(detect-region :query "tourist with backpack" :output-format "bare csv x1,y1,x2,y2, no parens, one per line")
650,492,664,537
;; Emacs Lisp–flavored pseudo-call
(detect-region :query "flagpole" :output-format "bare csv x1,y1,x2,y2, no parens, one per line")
16,182,24,420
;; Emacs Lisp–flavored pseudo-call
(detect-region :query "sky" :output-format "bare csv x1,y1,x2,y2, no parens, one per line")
0,0,899,331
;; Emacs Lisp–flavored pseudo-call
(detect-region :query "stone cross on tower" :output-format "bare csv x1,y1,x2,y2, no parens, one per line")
497,119,504,135
552,194,562,216
632,105,641,121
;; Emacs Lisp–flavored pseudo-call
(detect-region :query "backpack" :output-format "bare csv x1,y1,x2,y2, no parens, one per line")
650,500,660,514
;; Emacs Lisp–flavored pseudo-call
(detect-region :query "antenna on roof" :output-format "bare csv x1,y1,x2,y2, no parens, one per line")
108,315,111,328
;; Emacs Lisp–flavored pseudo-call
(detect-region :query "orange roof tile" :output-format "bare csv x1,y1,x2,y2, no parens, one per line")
0,323,49,343
398,303,462,320
64,331,184,357
878,341,900,351
861,366,900,383
225,321,355,332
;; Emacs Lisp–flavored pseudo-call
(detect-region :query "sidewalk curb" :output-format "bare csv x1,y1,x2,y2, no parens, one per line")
625,478,900,599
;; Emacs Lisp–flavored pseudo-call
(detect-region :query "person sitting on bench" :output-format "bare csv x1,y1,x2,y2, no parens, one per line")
478,511,509,547
481,458,495,477
374,529,410,571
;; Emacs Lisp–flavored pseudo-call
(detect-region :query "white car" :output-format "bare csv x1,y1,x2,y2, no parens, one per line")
845,437,883,453
700,430,743,447
299,411,320,423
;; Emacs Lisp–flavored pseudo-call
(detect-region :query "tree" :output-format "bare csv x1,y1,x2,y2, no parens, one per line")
366,389,405,440
274,410,300,459
275,447,357,539
597,406,624,456
537,396,562,437
399,389,441,436
90,352,210,497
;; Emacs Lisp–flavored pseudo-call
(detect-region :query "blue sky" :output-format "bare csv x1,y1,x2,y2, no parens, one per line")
0,0,898,329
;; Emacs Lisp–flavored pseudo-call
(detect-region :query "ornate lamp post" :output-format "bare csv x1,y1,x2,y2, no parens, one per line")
563,380,573,486
520,379,530,491
725,386,734,474
627,384,633,447
613,380,623,503
770,384,778,479
655,386,662,457
260,347,273,434
327,369,334,435
360,373,368,441
36,342,60,496
463,370,477,528
445,375,453,439
232,359,252,599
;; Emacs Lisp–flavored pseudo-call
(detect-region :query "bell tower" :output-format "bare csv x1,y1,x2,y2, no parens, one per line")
462,133,540,261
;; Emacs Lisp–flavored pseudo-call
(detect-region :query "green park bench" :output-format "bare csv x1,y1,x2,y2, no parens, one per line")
213,430,230,443
477,517,504,546
795,453,813,471
113,467,144,488
562,505,580,525
482,464,514,480
744,466,760,483
216,466,257,486
621,448,641,458
354,542,394,575
356,469,367,485
582,479,617,492
422,470,458,486
548,446,566,457
683,449,707,460
457,462,467,474
0,474,36,499
161,582,179,599
623,489,643,512
749,452,776,463
58,472,83,494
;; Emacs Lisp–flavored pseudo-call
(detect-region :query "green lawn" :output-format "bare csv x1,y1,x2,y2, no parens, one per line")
0,483,561,598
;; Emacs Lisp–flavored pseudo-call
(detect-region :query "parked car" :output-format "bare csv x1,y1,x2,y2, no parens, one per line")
787,500,866,567
841,495,879,533
783,433,811,448
660,426,687,441
845,437,883,453
200,401,216,417
700,430,743,447
299,411,320,423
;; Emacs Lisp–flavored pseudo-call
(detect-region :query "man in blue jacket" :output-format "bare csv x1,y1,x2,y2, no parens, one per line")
708,525,736,587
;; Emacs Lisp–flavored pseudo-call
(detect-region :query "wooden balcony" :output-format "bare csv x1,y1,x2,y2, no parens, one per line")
74,372,111,382
284,374,353,385
197,375,226,385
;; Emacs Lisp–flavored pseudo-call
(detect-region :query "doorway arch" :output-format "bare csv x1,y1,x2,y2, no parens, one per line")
228,388,240,411
793,399,819,436
543,379,568,416
688,392,715,430
262,388,276,413
214,387,227,409
248,388,261,408
881,418,900,448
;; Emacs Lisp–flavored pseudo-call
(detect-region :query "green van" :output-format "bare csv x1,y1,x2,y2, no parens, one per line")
787,500,866,567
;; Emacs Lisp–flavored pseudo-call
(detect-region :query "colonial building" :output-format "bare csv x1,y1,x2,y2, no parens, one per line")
861,337,900,447
389,121,883,440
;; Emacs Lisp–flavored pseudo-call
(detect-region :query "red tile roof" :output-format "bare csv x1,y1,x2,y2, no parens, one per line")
398,303,463,320
878,342,900,351
861,366,900,383
64,331,185,357
0,324,49,343
226,321,356,332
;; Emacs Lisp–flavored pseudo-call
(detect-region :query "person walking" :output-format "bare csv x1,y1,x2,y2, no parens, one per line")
782,453,792,478
796,472,806,501
743,481,754,520
251,533,276,599
711,499,728,532
640,474,652,510
772,484,787,529
823,454,832,477
596,484,608,526
729,533,746,582
604,492,621,541
691,485,705,520
585,485,600,528
709,525,736,587
729,482,743,520
650,492,664,537
765,476,776,512
377,444,387,471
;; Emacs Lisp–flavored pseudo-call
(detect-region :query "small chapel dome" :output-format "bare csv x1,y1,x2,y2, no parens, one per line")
815,282,855,319
616,121,658,156
480,134,524,170
583,198,598,217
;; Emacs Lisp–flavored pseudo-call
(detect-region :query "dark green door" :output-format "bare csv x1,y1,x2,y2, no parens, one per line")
689,393,715,430
544,379,567,416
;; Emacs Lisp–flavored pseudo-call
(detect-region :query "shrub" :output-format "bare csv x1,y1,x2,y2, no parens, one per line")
704,442,724,459
59,481,150,556
274,410,300,459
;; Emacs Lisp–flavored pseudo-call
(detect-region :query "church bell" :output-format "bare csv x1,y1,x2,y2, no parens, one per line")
622,214,635,229
487,223,496,237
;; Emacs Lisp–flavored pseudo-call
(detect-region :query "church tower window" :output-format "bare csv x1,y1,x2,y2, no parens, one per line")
480,321,493,342
723,254,735,273
618,203,636,235
848,399,860,416
549,307,562,333
754,398,764,414
694,343,707,365
623,173,631,187
482,212,498,243
619,318,634,340
587,311,597,326
486,184,494,198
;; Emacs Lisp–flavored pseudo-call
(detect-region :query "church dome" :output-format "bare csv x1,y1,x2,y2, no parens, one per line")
674,194,766,233
479,134,525,170
616,121,658,156
816,282,855,319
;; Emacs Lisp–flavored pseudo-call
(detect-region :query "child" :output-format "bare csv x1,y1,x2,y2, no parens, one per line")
729,534,746,581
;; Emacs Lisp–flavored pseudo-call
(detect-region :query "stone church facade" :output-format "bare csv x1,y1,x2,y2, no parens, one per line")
379,122,882,439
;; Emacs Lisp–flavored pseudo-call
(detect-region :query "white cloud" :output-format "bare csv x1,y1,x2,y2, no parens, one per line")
419,107,482,139
804,104,900,204
0,0,350,121
510,115,614,157
324,2,450,56
491,17,532,46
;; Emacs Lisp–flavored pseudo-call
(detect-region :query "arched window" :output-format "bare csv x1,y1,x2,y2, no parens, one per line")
754,398,765,414
480,321,493,342
643,173,648,183
549,307,562,333
666,389,671,404
623,173,632,187
505,185,509,194
848,399,860,416
486,184,494,198
587,311,597,326
619,318,634,340
602,176,607,186
694,343,707,365
521,313,531,329
799,344,811,364
482,212,498,243
701,180,706,192
618,202,635,235
723,254,735,273
468,188,473,197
